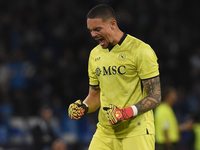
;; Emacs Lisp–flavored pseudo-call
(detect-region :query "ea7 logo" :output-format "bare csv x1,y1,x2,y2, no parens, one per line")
102,65,126,76
95,57,101,61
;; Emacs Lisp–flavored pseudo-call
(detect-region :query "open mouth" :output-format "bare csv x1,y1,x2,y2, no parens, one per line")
98,39,105,46
95,37,106,46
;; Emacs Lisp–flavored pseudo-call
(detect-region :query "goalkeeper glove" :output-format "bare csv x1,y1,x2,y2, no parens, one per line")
68,100,88,120
103,104,136,125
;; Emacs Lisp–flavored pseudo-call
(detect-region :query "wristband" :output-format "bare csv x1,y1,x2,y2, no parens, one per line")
131,105,138,116
82,102,89,114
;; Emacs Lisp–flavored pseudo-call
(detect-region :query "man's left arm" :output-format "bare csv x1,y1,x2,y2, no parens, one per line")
103,75,161,125
135,75,161,115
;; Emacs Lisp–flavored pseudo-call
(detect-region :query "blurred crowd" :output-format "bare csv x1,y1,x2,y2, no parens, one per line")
0,0,200,150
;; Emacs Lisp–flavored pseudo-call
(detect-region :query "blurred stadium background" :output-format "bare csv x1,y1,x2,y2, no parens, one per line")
0,0,199,150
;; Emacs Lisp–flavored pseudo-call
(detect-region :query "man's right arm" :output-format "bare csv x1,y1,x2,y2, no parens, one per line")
68,85,100,120
83,85,101,113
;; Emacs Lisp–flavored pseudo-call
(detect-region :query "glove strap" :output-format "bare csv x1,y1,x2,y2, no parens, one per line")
82,102,89,114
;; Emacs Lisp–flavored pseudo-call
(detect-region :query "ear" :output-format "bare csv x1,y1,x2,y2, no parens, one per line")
110,20,117,30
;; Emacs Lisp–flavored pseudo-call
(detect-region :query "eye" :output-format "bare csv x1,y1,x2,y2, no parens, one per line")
95,27,101,32
96,28,100,32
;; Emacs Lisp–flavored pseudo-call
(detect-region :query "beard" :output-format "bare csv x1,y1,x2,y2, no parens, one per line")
101,42,114,50
106,42,114,50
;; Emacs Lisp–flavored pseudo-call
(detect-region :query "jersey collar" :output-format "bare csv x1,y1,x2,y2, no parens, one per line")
118,33,127,45
108,33,127,51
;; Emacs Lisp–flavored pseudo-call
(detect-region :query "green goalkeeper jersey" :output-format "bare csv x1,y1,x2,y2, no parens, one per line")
88,34,159,138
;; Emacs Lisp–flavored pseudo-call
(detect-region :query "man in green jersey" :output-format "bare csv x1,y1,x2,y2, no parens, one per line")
155,86,179,150
155,86,193,150
68,4,161,150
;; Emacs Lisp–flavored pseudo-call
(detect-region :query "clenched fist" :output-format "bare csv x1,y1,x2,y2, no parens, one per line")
68,100,88,120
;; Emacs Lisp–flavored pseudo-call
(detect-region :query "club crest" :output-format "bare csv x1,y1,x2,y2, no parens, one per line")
118,53,126,61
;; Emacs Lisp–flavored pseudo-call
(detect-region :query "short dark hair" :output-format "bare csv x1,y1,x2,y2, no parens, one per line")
87,4,116,22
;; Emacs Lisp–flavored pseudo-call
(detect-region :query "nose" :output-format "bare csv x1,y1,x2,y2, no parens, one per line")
91,31,97,38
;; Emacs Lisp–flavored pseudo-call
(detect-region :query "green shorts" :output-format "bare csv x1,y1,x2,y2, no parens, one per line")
89,134,155,150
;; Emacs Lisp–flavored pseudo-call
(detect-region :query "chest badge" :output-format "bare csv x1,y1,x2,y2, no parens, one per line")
118,53,126,61
95,67,101,76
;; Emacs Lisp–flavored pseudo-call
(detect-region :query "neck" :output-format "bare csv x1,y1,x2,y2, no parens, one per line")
112,30,124,45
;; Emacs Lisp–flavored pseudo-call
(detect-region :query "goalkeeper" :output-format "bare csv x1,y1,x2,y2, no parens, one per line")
68,4,161,150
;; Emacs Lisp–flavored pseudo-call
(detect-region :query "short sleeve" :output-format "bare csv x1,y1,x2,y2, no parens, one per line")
135,44,159,79
88,51,99,86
